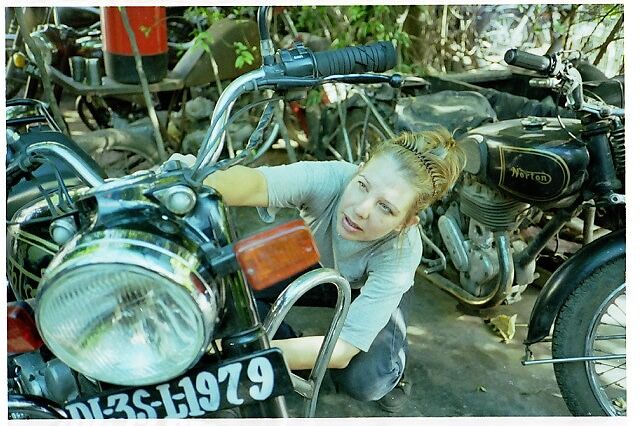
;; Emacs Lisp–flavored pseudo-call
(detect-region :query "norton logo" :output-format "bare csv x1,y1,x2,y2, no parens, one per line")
510,166,552,184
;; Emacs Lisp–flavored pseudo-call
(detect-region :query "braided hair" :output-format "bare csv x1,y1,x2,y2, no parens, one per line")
366,127,466,223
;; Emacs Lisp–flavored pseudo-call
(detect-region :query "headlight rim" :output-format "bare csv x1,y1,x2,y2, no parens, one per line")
35,227,223,386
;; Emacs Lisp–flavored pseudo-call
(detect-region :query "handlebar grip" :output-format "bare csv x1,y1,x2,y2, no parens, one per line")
504,49,554,75
313,42,397,77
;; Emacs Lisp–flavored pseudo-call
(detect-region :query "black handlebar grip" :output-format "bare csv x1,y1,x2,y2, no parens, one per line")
504,49,554,75
312,41,397,77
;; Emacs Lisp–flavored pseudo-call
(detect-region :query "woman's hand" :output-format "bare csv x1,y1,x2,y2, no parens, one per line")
203,165,269,207
272,336,360,370
166,152,197,168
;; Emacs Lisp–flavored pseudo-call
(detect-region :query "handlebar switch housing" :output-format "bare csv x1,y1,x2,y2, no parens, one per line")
278,42,316,78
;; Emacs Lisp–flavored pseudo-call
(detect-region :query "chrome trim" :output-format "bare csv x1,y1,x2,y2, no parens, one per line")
417,231,514,307
263,268,351,418
522,353,625,366
25,141,104,188
36,228,223,385
194,69,266,171
8,394,69,419
153,185,197,215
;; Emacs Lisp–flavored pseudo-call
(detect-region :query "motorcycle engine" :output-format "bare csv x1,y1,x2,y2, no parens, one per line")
438,177,536,303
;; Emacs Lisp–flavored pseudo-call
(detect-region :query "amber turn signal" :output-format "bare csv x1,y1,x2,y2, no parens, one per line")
234,219,320,290
8,301,44,354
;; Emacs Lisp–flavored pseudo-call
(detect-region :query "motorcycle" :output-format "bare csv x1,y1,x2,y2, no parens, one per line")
6,6,400,419
413,49,625,415
7,6,274,176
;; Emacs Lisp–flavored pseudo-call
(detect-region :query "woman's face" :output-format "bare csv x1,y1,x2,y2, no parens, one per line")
336,155,419,242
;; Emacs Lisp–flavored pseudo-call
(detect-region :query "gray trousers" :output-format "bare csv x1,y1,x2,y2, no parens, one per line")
330,288,411,401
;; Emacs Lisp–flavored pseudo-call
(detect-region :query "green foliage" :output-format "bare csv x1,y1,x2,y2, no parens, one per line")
184,6,224,27
303,88,323,107
286,6,410,50
192,31,214,54
180,5,624,78
183,7,258,70
234,42,257,69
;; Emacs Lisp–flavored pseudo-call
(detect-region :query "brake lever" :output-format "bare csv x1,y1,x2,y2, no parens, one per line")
320,73,404,88
259,73,405,90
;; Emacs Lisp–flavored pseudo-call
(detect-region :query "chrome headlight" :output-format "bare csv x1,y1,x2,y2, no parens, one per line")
35,228,223,386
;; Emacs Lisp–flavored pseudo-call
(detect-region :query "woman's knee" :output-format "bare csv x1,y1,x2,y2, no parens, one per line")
331,358,404,401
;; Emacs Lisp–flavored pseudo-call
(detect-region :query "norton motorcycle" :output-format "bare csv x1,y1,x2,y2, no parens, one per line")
6,6,400,419
415,49,625,415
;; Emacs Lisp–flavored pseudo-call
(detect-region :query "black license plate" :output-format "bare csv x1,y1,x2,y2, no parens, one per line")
64,348,292,419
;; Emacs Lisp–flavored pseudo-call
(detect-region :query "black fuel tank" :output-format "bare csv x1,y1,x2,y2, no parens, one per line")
458,117,589,204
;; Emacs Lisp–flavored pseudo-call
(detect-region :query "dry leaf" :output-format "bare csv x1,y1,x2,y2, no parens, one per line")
488,314,517,342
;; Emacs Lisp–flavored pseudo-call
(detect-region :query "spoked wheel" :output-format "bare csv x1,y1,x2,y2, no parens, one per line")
91,149,156,177
75,95,111,131
336,109,388,163
74,132,160,178
552,257,626,416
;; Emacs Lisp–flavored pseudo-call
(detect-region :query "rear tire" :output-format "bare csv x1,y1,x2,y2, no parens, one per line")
551,257,626,416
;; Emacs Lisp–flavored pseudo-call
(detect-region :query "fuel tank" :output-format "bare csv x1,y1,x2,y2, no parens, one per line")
457,117,589,205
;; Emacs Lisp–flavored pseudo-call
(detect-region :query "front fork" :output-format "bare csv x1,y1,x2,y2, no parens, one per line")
582,119,624,206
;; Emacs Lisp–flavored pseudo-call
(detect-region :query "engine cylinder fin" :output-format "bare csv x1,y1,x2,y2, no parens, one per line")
459,182,529,231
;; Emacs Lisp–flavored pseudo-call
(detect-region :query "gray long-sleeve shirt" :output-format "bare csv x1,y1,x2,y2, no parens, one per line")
257,161,422,351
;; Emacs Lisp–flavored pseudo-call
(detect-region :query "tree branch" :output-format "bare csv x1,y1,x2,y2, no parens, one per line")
581,4,619,51
15,7,69,135
593,14,624,66
118,7,167,162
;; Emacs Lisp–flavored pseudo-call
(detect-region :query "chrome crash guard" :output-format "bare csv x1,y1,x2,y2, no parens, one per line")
263,268,351,418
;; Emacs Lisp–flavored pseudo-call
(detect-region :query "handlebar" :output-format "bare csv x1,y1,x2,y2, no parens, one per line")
276,41,397,81
504,49,557,76
313,42,397,77
504,48,624,119
191,8,400,177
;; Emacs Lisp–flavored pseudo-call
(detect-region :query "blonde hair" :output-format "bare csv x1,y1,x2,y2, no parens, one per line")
366,127,466,224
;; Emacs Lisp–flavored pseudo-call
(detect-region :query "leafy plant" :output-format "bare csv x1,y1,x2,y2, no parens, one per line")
234,42,257,69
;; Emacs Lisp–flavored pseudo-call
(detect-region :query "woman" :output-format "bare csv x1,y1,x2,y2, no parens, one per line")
203,128,465,411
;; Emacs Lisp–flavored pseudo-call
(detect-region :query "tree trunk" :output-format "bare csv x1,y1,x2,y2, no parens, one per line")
403,5,430,67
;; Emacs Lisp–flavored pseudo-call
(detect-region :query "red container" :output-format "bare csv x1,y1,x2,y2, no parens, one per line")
101,6,168,84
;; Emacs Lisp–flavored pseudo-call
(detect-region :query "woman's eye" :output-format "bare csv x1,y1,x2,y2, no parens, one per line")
379,203,392,214
358,181,366,190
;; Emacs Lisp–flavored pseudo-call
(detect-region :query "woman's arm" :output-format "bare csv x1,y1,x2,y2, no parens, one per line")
272,336,360,370
203,165,269,207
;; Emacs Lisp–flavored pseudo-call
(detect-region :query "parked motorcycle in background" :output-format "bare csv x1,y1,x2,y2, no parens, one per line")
413,49,625,415
5,6,276,177
6,6,399,419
